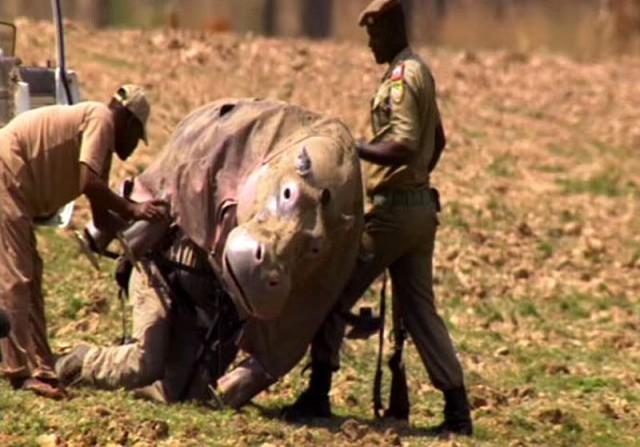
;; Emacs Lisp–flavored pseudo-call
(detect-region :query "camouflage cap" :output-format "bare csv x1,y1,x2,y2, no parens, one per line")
358,0,401,26
114,84,150,144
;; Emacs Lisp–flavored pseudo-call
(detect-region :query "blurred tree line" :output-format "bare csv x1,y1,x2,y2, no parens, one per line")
0,0,446,41
1,0,605,54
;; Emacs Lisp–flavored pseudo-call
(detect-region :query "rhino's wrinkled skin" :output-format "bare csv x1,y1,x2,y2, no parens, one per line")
133,99,364,405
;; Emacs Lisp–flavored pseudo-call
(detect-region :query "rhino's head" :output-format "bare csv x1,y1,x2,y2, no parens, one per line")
222,136,359,320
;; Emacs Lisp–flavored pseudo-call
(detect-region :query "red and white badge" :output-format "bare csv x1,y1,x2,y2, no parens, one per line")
389,62,405,104
390,62,405,81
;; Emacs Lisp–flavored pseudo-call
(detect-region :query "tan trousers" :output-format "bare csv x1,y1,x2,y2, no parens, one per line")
311,192,465,391
81,260,210,402
0,155,56,381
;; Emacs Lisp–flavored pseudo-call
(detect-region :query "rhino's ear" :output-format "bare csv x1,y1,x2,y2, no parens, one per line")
295,146,312,177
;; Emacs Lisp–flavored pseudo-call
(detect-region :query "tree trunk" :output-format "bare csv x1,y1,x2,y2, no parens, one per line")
435,0,448,18
402,0,414,40
75,0,110,28
301,0,332,39
264,0,277,35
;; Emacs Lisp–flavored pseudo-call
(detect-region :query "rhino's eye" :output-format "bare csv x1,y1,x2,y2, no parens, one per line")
278,181,300,213
320,189,331,206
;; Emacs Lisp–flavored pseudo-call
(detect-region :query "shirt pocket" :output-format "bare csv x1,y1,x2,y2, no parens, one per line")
371,83,392,134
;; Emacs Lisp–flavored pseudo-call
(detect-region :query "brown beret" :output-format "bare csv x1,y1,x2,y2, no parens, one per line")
358,0,401,26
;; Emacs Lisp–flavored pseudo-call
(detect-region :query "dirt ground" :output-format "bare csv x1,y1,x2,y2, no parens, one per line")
1,17,640,447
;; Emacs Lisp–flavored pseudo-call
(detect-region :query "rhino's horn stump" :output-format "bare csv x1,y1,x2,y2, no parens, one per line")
295,146,312,177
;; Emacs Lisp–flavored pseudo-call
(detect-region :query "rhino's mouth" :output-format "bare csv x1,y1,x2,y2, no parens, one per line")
224,254,254,315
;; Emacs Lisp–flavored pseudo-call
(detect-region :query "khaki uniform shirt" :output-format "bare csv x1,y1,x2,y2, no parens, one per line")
363,47,442,196
1,102,114,217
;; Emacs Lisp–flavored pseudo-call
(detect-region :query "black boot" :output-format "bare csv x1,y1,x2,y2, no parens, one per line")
281,361,333,421
429,387,473,437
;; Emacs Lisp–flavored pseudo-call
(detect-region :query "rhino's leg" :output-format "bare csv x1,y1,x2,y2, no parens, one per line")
284,208,415,420
217,357,275,409
310,217,407,368
132,380,170,403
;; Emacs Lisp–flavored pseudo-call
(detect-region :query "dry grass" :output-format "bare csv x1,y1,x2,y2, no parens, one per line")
1,14,640,446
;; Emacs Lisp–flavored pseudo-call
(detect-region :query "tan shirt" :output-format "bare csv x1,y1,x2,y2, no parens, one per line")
363,47,442,196
1,102,114,217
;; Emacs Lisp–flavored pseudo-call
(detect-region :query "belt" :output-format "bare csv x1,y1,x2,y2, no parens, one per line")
370,188,440,211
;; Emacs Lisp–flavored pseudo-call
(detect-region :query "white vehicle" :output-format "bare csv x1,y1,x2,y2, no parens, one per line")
0,0,81,227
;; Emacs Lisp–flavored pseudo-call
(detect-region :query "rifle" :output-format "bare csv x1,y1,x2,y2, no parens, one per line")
178,293,243,402
373,272,387,419
386,296,409,420
371,273,410,421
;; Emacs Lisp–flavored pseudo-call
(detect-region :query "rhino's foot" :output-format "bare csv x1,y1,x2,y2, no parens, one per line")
132,382,170,403
281,390,332,421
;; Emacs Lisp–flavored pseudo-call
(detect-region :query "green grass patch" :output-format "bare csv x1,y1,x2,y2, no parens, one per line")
487,196,516,223
441,200,471,230
515,298,542,319
461,128,488,140
537,240,555,259
83,50,135,69
62,296,87,319
536,162,565,173
556,295,591,319
547,142,572,157
557,170,625,197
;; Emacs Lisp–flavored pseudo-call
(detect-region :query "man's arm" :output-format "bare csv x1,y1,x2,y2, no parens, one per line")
357,139,414,166
80,164,167,233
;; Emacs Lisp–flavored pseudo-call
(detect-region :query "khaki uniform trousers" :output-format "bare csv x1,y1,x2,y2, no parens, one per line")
311,190,464,391
81,262,210,402
0,146,56,382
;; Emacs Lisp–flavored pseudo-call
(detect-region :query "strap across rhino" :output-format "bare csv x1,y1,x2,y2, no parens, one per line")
76,98,364,407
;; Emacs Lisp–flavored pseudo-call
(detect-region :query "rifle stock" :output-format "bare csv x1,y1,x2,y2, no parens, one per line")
387,349,409,420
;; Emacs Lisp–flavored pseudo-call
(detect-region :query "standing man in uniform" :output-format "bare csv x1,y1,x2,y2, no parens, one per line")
0,84,167,399
283,0,473,436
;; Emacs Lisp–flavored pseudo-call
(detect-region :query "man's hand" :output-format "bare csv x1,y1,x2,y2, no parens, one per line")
128,199,169,221
81,164,169,228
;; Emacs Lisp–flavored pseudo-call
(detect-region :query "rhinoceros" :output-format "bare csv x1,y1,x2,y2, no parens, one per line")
126,98,364,406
